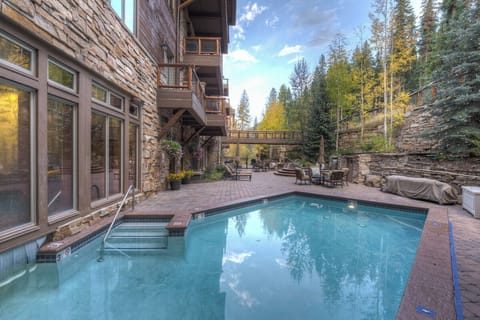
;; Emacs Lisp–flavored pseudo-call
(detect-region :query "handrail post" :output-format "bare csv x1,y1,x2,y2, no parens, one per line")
97,184,135,262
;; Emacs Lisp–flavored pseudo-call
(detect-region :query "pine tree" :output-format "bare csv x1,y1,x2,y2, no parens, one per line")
391,0,417,92
289,59,312,132
418,0,437,85
237,90,251,130
304,55,335,160
432,3,480,155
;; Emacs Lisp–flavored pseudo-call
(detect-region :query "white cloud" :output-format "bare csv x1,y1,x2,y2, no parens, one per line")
278,44,303,57
240,2,268,23
227,49,258,63
222,251,255,265
232,25,245,41
288,56,304,64
251,45,262,52
265,15,279,28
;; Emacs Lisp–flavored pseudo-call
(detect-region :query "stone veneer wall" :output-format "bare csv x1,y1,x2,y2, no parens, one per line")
0,0,168,195
340,153,480,193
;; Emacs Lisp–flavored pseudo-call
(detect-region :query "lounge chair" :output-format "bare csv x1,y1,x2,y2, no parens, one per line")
223,164,252,181
324,170,344,187
295,168,311,185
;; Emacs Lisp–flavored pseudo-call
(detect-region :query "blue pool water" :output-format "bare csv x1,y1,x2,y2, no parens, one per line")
0,195,426,320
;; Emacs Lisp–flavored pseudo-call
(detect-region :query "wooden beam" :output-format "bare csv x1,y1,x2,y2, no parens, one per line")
182,127,205,146
179,0,195,10
202,136,215,147
158,109,187,140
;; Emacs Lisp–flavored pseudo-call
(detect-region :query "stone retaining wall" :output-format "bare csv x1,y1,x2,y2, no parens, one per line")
340,153,480,193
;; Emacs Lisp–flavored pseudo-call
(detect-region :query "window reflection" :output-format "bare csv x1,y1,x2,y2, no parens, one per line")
128,124,138,188
0,82,32,232
91,113,123,202
109,117,122,196
0,33,33,72
91,113,106,201
47,97,75,215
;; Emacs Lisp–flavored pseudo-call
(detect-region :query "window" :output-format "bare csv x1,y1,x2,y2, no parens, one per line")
0,81,34,232
91,83,124,111
48,59,77,91
92,83,107,103
47,97,76,216
0,31,35,74
111,0,136,33
91,113,123,202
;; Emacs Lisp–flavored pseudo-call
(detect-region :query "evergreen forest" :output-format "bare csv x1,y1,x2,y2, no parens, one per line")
230,0,480,163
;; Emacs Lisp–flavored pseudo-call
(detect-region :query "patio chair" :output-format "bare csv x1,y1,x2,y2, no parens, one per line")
324,170,344,188
223,164,252,181
295,168,311,185
341,168,350,186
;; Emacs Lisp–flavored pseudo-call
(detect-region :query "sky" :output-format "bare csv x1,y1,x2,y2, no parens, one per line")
223,0,422,124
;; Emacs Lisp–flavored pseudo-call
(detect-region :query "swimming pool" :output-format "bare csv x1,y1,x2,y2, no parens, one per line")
0,195,426,320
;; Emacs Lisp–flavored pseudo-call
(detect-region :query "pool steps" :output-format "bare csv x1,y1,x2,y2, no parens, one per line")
103,222,169,253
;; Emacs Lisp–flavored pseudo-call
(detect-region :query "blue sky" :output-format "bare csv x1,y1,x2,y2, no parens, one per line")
224,0,422,124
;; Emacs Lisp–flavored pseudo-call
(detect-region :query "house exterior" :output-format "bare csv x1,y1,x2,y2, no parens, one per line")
0,0,236,253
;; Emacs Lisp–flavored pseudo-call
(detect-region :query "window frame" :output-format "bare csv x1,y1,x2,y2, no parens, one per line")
90,110,125,207
0,30,36,75
91,82,124,112
110,0,137,35
0,78,38,239
46,95,78,220
47,58,78,93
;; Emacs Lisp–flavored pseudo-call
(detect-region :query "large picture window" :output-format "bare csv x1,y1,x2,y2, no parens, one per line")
91,113,123,202
47,97,76,216
0,81,34,232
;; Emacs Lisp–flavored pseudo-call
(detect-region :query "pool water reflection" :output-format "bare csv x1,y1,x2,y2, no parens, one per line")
0,195,425,320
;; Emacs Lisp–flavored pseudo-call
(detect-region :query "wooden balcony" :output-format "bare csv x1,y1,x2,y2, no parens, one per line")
203,96,228,136
157,64,206,126
157,65,228,136
183,37,223,96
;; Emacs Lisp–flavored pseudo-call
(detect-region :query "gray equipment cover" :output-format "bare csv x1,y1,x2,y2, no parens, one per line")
381,175,458,204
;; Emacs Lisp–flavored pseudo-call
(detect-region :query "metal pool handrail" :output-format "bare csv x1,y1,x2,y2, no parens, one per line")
98,184,135,262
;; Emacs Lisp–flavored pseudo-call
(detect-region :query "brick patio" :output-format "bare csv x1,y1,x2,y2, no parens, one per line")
133,171,480,319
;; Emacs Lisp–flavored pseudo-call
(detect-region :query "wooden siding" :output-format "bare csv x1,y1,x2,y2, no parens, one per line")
137,0,176,63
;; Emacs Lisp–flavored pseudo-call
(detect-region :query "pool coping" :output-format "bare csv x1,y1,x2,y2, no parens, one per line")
36,190,458,319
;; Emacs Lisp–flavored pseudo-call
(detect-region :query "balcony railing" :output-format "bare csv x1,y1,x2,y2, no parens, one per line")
157,64,230,121
205,96,228,114
157,63,205,105
185,37,221,55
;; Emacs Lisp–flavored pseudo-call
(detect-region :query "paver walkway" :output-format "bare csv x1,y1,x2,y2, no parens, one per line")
135,171,480,319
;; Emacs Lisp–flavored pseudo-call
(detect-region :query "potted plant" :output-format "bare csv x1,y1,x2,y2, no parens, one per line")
167,172,184,190
181,170,194,184
161,140,183,160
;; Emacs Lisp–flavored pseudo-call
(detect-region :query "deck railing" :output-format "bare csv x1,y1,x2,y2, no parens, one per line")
227,130,303,141
157,63,205,106
185,37,221,55
157,64,232,119
205,96,228,114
